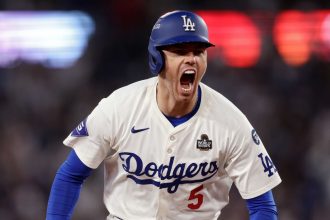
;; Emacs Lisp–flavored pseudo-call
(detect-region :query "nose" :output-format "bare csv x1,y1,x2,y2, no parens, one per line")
185,52,196,64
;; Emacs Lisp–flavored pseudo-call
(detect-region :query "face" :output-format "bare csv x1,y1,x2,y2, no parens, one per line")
159,43,208,104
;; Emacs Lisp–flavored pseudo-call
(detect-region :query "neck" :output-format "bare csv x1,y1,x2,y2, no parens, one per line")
156,82,198,118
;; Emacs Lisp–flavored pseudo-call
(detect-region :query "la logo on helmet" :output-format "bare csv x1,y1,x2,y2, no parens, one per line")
181,15,195,31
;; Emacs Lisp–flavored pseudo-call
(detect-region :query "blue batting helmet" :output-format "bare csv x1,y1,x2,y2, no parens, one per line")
148,10,214,75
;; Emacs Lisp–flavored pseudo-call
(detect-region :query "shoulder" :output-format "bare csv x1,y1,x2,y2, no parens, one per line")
112,77,156,98
116,77,157,93
87,77,157,127
101,77,157,107
200,83,249,125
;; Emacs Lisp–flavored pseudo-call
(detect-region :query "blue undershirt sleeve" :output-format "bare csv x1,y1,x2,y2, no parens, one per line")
246,190,278,220
46,150,92,220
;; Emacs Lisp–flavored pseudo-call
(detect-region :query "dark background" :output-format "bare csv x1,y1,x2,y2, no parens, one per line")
0,0,330,219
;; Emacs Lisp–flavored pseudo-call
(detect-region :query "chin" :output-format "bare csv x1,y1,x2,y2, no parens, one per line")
178,92,195,103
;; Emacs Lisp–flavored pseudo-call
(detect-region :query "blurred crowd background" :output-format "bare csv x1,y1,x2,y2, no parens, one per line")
0,0,330,219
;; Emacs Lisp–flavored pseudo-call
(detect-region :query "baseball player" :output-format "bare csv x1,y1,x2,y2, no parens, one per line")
47,10,281,220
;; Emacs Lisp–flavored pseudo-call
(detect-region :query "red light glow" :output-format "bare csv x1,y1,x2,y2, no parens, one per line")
197,11,261,68
312,10,330,61
273,11,313,67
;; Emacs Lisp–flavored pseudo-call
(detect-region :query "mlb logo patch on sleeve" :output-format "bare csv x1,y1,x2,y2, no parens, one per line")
71,118,89,137
251,129,260,145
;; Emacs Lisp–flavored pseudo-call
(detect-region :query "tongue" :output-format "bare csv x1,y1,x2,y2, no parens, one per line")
180,74,192,87
181,81,191,90
182,83,192,91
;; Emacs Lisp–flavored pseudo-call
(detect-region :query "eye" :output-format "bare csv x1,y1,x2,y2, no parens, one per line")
193,49,205,56
164,46,206,56
171,49,188,55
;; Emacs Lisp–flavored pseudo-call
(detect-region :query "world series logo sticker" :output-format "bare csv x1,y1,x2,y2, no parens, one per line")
196,134,212,151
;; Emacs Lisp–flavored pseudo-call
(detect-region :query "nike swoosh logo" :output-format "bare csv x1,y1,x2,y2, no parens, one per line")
131,126,150,133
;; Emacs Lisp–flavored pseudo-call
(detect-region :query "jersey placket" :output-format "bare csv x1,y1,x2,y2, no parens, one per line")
158,126,189,219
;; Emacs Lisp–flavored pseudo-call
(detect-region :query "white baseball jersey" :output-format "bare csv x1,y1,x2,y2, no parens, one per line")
64,77,281,220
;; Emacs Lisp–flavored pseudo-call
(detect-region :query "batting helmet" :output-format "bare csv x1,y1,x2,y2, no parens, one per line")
148,10,214,75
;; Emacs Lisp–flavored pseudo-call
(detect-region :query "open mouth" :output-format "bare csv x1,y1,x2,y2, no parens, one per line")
180,70,195,93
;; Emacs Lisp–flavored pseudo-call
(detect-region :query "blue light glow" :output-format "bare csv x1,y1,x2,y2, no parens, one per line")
0,11,95,68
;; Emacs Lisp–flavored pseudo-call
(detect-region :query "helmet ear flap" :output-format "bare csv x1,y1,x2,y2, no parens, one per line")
148,42,164,75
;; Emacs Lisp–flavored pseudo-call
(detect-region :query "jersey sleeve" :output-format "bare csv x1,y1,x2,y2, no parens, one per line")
224,116,281,199
63,96,117,169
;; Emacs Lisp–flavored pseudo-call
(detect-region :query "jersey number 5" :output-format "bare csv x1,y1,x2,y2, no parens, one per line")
188,184,204,210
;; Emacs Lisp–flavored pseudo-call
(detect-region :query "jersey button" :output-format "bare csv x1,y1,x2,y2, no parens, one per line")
170,135,175,141
167,148,172,154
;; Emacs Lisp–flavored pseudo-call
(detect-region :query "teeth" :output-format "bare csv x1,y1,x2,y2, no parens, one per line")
182,83,192,93
184,70,195,74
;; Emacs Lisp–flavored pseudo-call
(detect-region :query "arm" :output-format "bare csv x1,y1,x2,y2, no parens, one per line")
46,150,92,220
246,190,278,220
